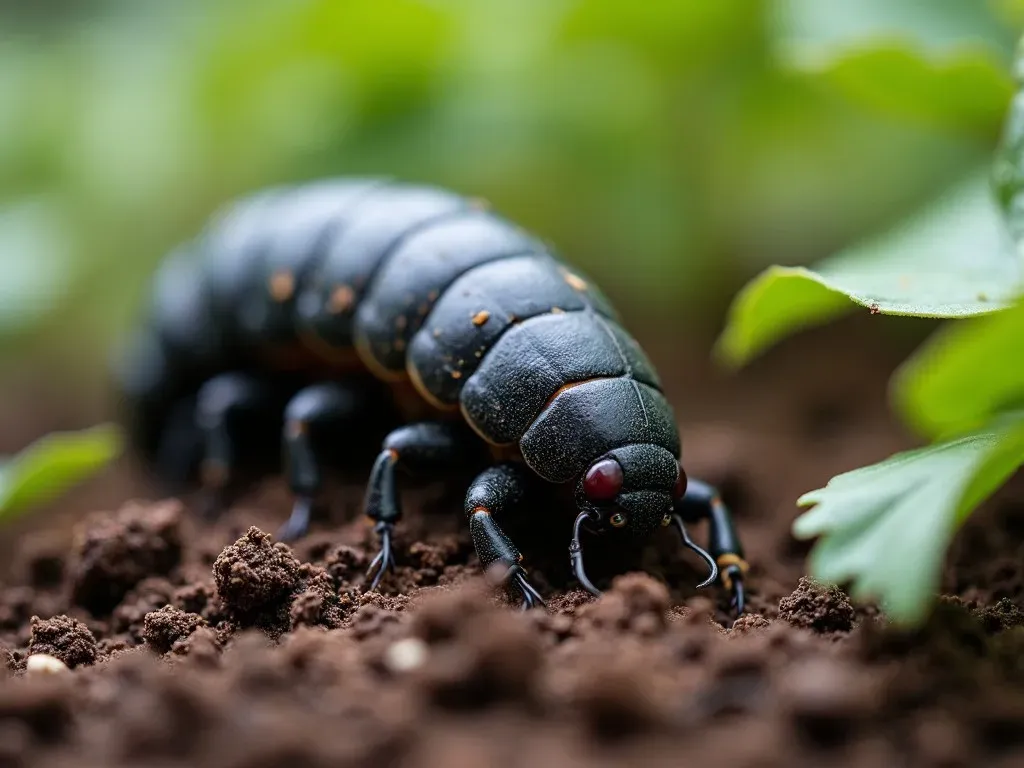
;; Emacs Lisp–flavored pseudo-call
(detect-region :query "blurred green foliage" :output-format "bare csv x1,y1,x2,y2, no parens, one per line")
1,0,1021,376
0,424,122,524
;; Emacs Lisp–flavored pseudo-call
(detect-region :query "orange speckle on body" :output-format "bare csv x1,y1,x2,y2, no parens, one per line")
269,271,295,302
551,306,564,314
472,310,490,326
564,272,588,292
328,284,355,314
451,370,462,379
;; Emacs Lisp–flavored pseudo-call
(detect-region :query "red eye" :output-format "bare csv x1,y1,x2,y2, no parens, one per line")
673,464,688,500
584,458,623,501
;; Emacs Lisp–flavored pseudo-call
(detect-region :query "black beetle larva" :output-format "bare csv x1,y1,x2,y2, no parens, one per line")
113,179,749,612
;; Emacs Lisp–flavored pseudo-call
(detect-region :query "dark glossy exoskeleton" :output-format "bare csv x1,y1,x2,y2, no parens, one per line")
114,179,750,612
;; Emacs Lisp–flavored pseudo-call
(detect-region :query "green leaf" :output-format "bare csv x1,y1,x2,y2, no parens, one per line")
894,299,1024,439
0,424,123,524
0,200,76,338
793,413,1024,624
716,171,1022,366
804,43,1013,134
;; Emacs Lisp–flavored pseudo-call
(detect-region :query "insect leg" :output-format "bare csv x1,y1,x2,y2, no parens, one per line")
364,421,471,590
152,396,203,494
465,463,544,610
278,382,371,541
676,478,749,615
195,372,282,519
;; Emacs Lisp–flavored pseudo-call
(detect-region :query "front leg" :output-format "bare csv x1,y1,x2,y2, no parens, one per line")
465,463,544,610
676,478,750,614
364,421,473,590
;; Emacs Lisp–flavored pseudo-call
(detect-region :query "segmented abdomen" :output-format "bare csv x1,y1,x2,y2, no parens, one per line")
119,179,680,479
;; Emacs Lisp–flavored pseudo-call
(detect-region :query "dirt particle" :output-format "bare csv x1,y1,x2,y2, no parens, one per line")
15,533,65,588
577,573,671,635
212,527,300,617
973,597,1024,633
324,544,368,588
780,656,875,747
730,613,771,634
410,582,493,644
289,566,343,630
112,577,176,641
571,646,669,739
170,626,221,666
412,605,541,710
778,577,856,633
28,615,97,669
911,713,969,767
471,310,490,326
172,581,217,619
143,606,207,655
70,500,183,615
0,587,36,632
0,675,73,742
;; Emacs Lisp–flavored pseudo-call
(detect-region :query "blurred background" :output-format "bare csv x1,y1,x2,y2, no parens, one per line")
0,0,1022,443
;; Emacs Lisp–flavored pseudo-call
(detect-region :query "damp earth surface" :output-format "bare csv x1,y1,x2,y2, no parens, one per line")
2,321,1024,768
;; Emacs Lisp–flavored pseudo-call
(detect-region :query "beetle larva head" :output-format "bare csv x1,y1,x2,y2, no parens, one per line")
576,443,681,538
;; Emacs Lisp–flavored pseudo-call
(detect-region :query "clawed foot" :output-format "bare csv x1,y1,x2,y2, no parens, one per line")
365,521,396,591
508,565,545,611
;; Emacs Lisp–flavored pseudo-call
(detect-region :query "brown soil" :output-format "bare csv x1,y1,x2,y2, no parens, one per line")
2,316,1022,768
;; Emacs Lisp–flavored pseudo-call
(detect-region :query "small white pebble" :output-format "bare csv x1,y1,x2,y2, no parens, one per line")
384,637,428,673
26,654,68,675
